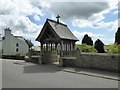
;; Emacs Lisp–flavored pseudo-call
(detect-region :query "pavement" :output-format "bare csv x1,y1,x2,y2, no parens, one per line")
53,61,119,81
62,67,119,81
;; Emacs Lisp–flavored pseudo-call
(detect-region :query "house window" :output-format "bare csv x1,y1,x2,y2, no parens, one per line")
16,48,18,52
16,43,18,47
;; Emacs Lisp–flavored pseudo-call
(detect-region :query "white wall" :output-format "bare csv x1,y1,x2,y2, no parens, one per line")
2,29,29,56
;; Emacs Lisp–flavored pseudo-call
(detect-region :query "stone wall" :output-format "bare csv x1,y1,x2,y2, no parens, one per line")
61,50,120,72
43,51,58,64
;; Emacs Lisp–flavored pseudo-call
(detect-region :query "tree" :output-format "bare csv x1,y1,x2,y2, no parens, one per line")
94,39,105,53
115,27,120,44
82,34,93,46
25,39,33,49
76,44,97,52
106,44,120,54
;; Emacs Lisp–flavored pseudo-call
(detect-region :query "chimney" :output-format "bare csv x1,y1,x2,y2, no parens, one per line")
5,28,11,36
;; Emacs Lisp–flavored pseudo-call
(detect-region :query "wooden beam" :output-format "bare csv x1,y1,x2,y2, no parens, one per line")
60,40,63,57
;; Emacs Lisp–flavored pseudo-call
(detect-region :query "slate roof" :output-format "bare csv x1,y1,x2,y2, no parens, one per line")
1,36,27,45
36,19,79,41
15,36,27,44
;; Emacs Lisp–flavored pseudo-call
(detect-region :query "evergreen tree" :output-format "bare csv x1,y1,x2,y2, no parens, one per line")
94,39,105,53
25,39,33,49
82,34,93,46
115,27,120,44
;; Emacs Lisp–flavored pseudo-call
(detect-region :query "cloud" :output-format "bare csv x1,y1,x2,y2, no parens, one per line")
72,2,118,30
72,31,114,45
48,1,118,31
0,0,118,46
72,16,118,30
73,31,104,40
0,0,43,45
48,2,109,19
99,19,118,32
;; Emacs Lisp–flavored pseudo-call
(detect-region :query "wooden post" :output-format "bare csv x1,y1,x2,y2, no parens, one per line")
41,43,43,52
60,40,63,57
73,42,75,51
55,43,57,50
48,43,50,51
68,42,70,55
46,43,48,51
66,41,67,56
70,41,72,55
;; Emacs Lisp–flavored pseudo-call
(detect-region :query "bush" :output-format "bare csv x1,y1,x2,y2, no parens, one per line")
105,44,120,54
76,44,97,52
94,39,105,53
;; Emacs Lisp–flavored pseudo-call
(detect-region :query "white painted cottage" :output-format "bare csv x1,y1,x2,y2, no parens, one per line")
0,28,29,56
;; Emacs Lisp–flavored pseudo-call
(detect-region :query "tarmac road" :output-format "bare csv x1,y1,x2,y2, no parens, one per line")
2,59,119,88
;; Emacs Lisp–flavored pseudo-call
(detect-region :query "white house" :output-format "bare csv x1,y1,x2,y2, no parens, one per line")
1,28,29,56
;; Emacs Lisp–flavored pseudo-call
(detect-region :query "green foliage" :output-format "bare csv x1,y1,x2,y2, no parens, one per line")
76,44,97,52
105,44,120,54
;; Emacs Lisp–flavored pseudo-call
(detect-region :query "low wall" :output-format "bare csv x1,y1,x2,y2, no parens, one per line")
2,55,24,60
43,51,58,64
62,52,120,72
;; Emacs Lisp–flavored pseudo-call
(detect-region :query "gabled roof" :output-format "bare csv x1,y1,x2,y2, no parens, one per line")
1,36,28,45
36,19,79,41
15,36,27,44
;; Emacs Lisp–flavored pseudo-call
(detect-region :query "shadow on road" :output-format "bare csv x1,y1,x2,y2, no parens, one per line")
23,64,64,73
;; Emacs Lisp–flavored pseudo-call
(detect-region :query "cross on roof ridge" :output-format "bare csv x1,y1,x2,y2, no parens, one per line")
56,15,60,23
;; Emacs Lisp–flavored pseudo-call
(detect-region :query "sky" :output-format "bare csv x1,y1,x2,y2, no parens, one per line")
0,0,119,46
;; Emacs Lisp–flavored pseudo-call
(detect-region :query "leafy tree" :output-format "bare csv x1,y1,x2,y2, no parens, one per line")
94,39,105,53
115,27,120,44
82,34,93,46
105,44,120,54
76,44,97,52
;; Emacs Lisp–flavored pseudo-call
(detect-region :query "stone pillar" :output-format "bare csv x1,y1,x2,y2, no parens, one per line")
76,48,81,67
59,57,63,66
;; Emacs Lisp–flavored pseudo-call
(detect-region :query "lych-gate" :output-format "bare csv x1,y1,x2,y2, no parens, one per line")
36,16,78,64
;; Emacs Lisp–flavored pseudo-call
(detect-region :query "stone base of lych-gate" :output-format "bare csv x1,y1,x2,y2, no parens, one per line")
42,51,59,64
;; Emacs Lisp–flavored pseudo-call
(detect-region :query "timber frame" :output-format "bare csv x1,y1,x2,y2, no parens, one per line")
36,19,78,58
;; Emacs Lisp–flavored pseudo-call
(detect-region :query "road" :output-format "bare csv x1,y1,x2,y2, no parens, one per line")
2,59,118,88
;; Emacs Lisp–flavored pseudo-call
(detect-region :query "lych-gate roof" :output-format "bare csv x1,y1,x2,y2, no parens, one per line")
36,19,79,42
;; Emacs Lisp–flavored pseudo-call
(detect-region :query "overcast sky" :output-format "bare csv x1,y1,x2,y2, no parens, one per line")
0,0,119,45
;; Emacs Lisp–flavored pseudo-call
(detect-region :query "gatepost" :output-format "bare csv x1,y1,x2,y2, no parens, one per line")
76,48,81,68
